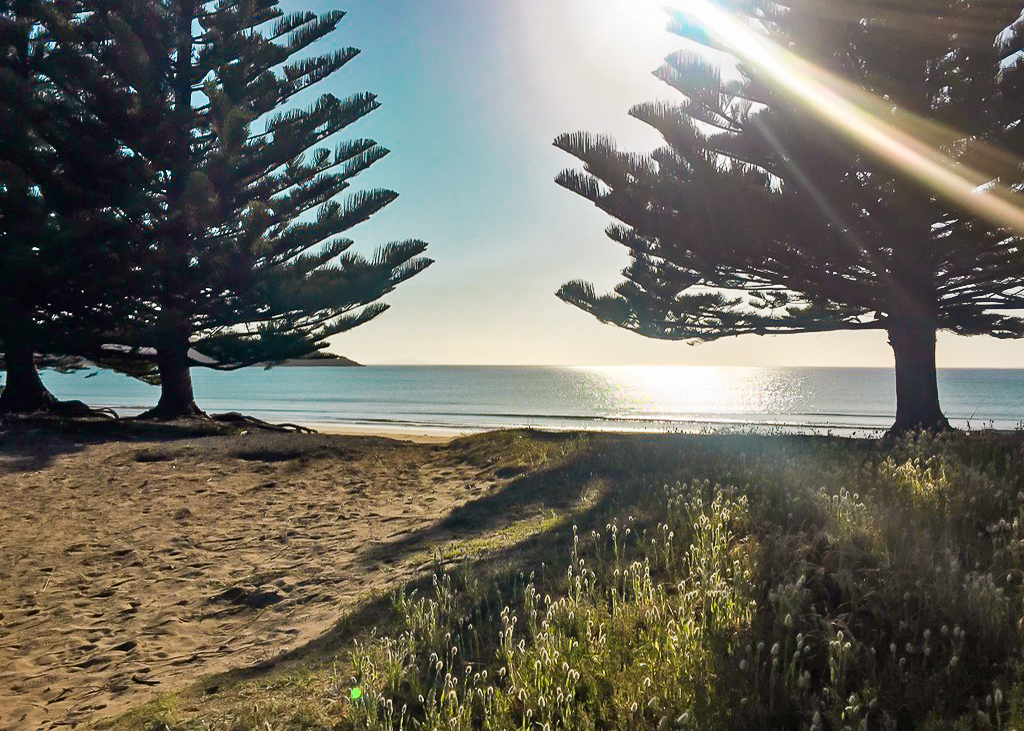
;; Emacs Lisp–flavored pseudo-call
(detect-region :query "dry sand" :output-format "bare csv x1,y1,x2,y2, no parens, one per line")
0,425,507,729
303,422,472,443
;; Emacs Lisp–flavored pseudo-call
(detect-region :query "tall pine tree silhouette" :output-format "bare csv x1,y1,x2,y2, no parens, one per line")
0,0,151,412
556,1,1024,432
87,0,431,418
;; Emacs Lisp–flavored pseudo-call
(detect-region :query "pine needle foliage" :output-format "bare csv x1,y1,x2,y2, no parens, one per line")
84,0,431,417
555,0,1024,433
0,0,152,411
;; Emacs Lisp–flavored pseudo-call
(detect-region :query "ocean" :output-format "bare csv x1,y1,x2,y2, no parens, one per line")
23,365,1024,437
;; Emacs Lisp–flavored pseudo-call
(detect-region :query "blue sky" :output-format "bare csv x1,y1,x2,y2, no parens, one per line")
287,0,1024,367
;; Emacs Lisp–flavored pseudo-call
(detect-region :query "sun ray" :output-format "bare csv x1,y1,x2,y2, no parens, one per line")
676,0,1024,233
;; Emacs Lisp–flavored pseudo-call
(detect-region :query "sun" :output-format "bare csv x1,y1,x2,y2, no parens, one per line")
605,0,670,24
603,0,673,43
584,0,683,76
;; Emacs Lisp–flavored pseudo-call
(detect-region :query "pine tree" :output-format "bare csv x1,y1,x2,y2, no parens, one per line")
85,0,432,418
555,0,1024,432
0,0,151,413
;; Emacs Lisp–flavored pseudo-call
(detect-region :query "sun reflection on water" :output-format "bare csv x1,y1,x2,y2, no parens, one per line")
574,365,802,418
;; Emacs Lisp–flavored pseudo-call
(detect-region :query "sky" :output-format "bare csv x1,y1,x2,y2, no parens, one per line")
283,0,1024,368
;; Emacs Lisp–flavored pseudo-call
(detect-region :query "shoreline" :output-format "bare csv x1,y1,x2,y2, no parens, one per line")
295,420,889,440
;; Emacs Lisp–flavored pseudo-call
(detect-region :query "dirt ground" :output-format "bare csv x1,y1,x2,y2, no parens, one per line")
0,424,507,729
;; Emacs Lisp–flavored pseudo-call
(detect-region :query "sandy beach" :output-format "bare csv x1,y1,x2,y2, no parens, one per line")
0,423,515,729
302,422,472,443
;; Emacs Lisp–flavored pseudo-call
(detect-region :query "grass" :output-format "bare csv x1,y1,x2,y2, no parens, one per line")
403,509,570,569
445,429,589,475
90,428,1024,730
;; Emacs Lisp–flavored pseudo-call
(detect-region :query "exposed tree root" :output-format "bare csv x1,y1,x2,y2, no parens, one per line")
209,412,318,434
0,403,314,434
135,403,208,421
50,400,119,419
210,412,318,433
0,398,118,419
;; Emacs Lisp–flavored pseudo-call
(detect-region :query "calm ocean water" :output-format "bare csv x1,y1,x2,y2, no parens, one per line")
20,365,1024,436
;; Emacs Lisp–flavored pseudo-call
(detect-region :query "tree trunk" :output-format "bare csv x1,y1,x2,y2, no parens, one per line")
887,318,950,433
138,335,205,419
134,0,202,424
0,345,57,413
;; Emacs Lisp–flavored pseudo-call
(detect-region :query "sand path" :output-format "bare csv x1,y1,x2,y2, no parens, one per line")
0,429,496,729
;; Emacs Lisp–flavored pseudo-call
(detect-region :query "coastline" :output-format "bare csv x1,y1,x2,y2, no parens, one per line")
26,366,1024,436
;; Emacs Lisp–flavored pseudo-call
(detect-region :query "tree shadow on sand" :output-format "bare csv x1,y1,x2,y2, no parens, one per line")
189,486,605,695
353,431,850,572
96,430,887,727
0,416,241,473
186,436,719,693
356,456,602,569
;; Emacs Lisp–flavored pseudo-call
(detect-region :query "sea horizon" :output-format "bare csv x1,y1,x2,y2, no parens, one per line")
18,364,1024,438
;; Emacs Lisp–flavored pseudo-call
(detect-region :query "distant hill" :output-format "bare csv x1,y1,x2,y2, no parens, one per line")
274,353,362,367
0,351,363,370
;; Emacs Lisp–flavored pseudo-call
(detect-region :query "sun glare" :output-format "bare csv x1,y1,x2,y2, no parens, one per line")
596,0,680,67
604,0,670,34
580,365,799,419
681,0,1024,234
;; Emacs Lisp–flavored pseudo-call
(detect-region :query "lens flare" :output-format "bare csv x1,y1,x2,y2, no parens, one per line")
678,0,1024,233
